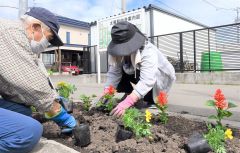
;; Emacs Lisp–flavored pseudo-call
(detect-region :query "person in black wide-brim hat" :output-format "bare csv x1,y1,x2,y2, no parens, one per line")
103,21,176,117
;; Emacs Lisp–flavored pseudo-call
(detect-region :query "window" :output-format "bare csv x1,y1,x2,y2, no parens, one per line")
66,32,70,44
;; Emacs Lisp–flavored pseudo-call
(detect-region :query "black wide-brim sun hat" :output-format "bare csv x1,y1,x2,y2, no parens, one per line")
107,21,145,56
25,7,63,46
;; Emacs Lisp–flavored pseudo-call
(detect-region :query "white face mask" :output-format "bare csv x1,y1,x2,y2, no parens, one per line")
30,25,49,54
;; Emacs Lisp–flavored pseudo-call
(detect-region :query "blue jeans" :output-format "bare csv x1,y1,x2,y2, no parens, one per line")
0,99,43,153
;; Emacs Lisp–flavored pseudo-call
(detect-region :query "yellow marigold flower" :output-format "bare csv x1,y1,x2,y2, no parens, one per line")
57,81,67,87
225,128,233,140
145,109,152,122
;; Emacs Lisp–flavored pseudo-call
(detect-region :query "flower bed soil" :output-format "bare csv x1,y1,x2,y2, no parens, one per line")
36,103,240,153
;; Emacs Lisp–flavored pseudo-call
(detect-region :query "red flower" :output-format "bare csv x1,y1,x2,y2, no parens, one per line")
157,92,168,106
106,85,116,95
214,89,227,109
214,89,225,102
215,100,228,109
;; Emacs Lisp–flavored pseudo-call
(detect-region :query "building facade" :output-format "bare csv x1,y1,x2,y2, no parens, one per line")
90,4,207,73
42,16,93,74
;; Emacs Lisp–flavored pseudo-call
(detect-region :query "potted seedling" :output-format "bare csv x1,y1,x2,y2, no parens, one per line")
155,91,169,124
97,98,118,113
32,81,76,122
186,132,211,153
96,85,118,113
186,89,237,153
116,108,152,142
57,81,77,99
73,122,91,147
80,94,97,111
116,124,133,143
56,81,77,113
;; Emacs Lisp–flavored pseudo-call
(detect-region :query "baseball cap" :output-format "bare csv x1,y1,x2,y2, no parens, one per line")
26,7,63,46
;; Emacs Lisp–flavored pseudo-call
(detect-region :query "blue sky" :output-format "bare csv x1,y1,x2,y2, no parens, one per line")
0,0,240,26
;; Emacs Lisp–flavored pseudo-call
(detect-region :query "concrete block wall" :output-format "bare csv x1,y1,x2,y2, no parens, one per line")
175,72,240,85
50,72,240,85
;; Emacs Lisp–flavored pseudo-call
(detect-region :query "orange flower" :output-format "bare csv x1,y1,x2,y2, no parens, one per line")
157,91,168,106
214,89,225,102
106,85,116,95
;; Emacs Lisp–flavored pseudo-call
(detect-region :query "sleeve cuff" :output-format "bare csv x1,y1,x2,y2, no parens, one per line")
132,89,142,99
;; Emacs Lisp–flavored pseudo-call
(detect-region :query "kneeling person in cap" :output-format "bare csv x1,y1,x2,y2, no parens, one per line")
104,21,176,117
0,7,76,153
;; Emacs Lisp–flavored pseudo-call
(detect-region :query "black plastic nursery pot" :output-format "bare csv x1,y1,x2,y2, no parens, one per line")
66,101,73,113
185,132,211,153
73,123,91,147
59,98,73,114
116,125,133,142
96,105,108,113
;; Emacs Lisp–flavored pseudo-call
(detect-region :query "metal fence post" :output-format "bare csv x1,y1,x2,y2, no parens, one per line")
147,23,240,72
179,33,184,73
208,29,211,72
193,31,196,72
94,46,97,73
107,51,109,71
87,47,91,74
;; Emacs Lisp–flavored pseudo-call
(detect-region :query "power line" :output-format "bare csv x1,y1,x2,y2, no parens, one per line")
155,0,193,20
202,0,240,23
202,0,235,11
0,6,18,9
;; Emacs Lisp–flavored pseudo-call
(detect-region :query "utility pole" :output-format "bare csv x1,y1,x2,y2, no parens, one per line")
18,0,28,19
121,0,126,13
235,7,240,23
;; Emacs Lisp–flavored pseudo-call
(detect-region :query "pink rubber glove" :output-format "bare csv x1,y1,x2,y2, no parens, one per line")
110,95,136,117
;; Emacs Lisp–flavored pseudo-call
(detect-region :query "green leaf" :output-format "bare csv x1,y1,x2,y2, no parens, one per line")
228,102,237,108
208,115,218,120
222,111,232,117
96,101,103,107
206,100,215,106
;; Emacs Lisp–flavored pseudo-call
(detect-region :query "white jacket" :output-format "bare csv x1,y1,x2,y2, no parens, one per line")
105,42,176,101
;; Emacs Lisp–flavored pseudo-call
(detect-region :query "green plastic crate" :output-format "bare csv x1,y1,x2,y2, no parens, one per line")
201,51,223,71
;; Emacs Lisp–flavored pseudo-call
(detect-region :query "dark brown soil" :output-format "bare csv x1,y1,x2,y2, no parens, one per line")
36,103,240,153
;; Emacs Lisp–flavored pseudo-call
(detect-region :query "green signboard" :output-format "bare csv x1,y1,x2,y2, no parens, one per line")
98,9,145,51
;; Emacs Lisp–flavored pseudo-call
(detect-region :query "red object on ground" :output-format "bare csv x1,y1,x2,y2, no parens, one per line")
62,65,81,75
